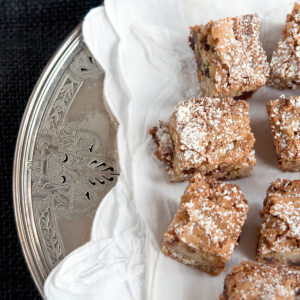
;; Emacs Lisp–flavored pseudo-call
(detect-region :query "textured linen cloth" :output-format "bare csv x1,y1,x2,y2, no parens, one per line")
45,0,300,299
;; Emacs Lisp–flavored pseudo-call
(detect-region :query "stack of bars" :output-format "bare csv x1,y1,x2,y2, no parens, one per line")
150,3,300,299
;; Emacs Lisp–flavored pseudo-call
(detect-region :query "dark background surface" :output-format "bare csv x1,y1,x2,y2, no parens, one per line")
0,1,102,298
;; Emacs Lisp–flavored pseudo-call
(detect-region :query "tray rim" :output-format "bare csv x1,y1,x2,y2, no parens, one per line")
13,23,83,297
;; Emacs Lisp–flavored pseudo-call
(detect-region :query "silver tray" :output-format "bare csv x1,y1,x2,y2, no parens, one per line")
13,24,119,297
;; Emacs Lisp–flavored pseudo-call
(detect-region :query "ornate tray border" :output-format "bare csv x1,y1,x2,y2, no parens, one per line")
13,24,119,296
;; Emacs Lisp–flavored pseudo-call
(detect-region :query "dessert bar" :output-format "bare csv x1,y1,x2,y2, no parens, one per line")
257,179,300,267
267,96,300,172
162,173,248,275
269,3,300,89
220,261,300,299
150,97,256,182
189,14,269,98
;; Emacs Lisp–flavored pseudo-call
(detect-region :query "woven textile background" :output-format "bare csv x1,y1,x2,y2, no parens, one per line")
0,1,102,298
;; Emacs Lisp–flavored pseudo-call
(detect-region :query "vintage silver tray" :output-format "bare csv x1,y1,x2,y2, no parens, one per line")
13,24,119,297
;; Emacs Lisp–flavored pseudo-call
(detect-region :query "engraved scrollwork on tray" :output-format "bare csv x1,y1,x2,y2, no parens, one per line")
48,78,80,132
45,51,101,135
70,51,100,81
31,125,119,220
30,49,119,268
39,206,63,264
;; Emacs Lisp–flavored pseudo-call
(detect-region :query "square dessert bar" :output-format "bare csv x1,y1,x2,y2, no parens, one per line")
269,3,300,89
257,179,300,267
168,97,256,182
220,261,300,300
189,14,269,98
267,96,300,171
161,173,248,275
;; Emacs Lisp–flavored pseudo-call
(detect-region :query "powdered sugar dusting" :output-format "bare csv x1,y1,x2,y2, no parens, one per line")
258,179,300,258
169,97,256,180
190,14,269,97
267,96,300,170
149,121,174,170
270,3,300,89
168,173,248,261
272,201,300,239
222,261,300,299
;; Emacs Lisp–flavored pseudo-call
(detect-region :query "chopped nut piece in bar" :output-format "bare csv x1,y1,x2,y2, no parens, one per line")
220,261,300,300
269,3,300,89
257,179,300,268
161,173,248,275
189,14,269,98
267,96,300,172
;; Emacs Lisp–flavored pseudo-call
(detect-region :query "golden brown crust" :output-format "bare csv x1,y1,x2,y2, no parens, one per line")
256,179,300,268
220,261,300,300
269,3,300,89
266,96,300,172
189,14,269,98
162,173,248,275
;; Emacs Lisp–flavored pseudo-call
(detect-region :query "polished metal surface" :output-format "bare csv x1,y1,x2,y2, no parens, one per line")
13,24,119,297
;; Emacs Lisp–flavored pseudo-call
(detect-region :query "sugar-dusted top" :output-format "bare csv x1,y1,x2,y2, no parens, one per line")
166,173,248,260
221,261,300,300
190,14,269,96
169,97,255,171
267,96,300,164
270,3,300,88
259,178,300,255
210,14,269,94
